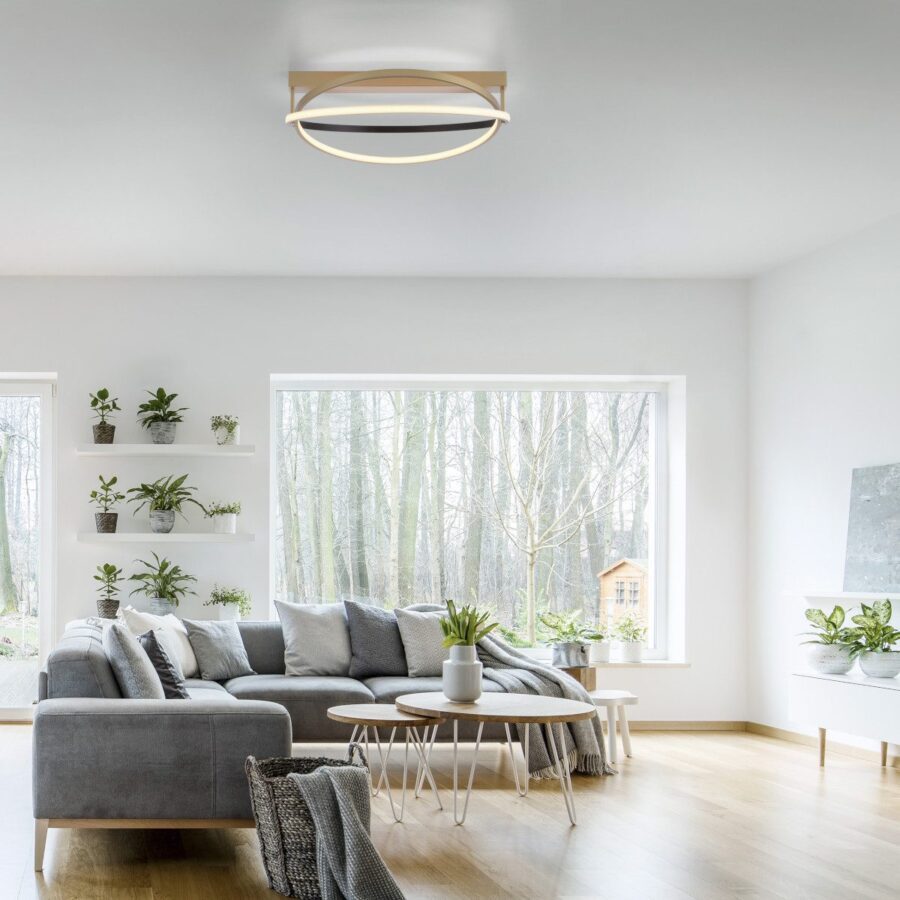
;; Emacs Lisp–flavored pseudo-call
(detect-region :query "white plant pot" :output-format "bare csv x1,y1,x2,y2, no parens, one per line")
148,597,176,616
213,513,238,534
589,641,611,664
214,425,240,446
805,643,854,675
218,604,241,621
551,642,590,668
442,644,483,702
617,640,644,663
858,650,900,678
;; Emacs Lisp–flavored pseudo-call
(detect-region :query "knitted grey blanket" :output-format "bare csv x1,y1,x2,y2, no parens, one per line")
288,766,405,900
478,634,615,779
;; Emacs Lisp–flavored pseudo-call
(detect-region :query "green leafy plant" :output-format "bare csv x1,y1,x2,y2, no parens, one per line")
89,388,121,423
538,609,605,645
210,415,239,434
801,606,852,645
137,387,187,429
440,599,499,647
126,474,206,518
206,501,241,516
94,563,123,604
843,600,900,658
128,553,196,606
205,585,252,618
614,613,647,643
89,474,125,512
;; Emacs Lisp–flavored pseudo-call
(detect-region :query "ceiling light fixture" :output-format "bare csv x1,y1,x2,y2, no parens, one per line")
285,69,509,165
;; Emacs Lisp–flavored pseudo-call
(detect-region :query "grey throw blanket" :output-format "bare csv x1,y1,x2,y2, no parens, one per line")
478,634,615,779
288,766,405,900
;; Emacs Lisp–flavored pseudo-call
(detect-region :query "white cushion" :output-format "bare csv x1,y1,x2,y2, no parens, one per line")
275,600,351,676
120,606,199,678
394,608,449,677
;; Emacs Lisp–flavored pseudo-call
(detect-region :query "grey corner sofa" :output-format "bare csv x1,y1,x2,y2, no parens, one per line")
33,619,506,870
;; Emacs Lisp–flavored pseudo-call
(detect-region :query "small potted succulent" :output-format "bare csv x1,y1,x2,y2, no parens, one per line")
204,585,252,621
539,609,604,668
93,562,123,618
89,388,121,444
206,500,241,534
89,474,126,533
844,600,900,678
137,387,187,444
210,415,240,446
800,605,854,674
128,553,197,616
126,474,206,534
440,599,498,702
614,613,648,662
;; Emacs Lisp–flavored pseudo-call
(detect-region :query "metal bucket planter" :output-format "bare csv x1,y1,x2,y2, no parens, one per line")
150,509,175,533
92,423,116,444
96,598,120,619
149,422,176,444
95,512,118,534
148,597,176,616
551,641,590,668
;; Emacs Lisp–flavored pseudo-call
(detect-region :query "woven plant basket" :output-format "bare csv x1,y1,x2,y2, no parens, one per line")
246,747,366,898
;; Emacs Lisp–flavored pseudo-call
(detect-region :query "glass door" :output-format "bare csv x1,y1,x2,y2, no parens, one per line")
0,383,52,718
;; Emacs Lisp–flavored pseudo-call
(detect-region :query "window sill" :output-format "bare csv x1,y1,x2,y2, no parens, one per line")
590,660,690,668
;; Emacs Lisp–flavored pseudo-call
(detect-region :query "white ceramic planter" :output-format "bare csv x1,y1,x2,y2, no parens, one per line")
150,509,175,533
589,641,611,664
551,642,590,667
617,640,644,663
442,644,483,702
149,422,176,444
214,424,240,446
148,597,176,616
213,513,238,534
858,650,900,678
218,604,241,621
805,643,854,675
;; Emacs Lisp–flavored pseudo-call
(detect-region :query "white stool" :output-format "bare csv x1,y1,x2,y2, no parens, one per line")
589,690,638,763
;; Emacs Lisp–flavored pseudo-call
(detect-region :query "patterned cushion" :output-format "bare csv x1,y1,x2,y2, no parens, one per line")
344,600,408,678
102,622,165,699
394,608,449,677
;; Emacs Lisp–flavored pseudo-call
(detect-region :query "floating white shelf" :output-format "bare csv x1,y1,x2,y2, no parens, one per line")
77,532,254,544
76,443,255,458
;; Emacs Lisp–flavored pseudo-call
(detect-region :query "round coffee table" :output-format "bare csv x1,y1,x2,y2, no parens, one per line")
327,704,445,822
395,692,596,825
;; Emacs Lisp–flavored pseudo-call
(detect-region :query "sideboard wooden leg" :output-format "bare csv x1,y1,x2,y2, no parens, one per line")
818,728,826,767
881,741,888,767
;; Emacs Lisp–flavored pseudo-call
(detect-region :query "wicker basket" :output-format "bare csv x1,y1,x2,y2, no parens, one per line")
245,747,366,898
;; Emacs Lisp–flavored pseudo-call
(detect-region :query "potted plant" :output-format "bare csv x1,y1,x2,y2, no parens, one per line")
206,500,241,534
128,552,197,616
440,599,499,702
126,474,206,533
89,474,125,533
93,562,123,618
800,605,854,674
538,609,603,668
614,613,648,662
89,388,121,444
844,600,900,678
204,585,252,621
210,415,240,446
588,622,612,664
137,387,187,444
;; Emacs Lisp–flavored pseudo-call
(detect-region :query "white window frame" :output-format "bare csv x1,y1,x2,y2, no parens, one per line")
269,375,670,660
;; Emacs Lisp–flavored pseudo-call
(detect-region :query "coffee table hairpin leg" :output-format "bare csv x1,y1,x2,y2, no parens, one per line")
452,719,485,825
545,722,577,825
504,722,530,797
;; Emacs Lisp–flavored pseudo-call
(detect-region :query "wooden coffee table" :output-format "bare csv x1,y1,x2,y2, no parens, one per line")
395,692,596,825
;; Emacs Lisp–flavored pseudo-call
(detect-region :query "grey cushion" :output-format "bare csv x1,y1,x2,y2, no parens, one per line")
344,600,407,679
138,630,190,700
275,600,352,676
102,623,165,700
183,620,256,681
223,674,375,741
46,622,122,699
394,608,449,677
237,620,286,674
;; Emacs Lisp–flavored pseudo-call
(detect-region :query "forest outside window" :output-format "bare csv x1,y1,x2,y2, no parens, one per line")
273,384,666,653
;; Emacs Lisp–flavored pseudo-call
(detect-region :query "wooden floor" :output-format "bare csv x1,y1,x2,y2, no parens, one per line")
3,725,899,899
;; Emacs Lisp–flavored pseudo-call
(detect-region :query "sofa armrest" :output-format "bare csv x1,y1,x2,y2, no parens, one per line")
33,698,292,820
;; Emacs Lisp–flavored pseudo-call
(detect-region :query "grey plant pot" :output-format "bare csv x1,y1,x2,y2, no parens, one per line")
859,651,900,678
94,512,118,534
442,644,483,702
96,598,120,619
551,642,590,668
92,423,115,444
148,597,176,616
149,422,176,444
150,509,175,533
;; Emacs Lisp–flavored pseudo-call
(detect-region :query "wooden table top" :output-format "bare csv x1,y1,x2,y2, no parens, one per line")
326,703,446,727
395,692,597,724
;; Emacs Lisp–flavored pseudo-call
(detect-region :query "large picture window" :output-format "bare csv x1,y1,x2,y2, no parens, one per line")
273,384,664,650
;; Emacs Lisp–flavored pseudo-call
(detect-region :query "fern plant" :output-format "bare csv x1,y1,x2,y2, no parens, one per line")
440,599,499,647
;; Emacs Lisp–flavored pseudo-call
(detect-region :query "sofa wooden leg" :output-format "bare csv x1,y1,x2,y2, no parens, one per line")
34,819,48,871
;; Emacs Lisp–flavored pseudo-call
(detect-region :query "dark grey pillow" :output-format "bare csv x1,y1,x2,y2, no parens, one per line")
183,619,256,681
138,630,190,699
344,600,408,678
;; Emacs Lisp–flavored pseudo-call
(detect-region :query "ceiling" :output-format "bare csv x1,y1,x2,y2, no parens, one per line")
2,0,900,277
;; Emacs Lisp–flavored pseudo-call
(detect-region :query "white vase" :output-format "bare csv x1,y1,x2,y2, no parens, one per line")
805,643,853,675
618,640,644,663
589,641,611,664
859,651,900,678
213,513,237,534
442,644,483,702
214,425,240,446
218,605,241,621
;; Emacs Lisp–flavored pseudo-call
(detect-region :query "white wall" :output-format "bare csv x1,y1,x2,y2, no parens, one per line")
748,215,900,730
0,277,748,721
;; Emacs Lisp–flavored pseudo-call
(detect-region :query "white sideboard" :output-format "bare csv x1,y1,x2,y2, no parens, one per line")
789,671,900,766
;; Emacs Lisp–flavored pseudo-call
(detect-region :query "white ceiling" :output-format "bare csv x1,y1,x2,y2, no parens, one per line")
2,0,900,277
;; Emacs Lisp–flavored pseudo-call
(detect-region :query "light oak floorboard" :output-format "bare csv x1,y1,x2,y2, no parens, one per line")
3,725,898,899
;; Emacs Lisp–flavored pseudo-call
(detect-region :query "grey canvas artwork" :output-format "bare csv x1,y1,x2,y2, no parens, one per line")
843,462,900,592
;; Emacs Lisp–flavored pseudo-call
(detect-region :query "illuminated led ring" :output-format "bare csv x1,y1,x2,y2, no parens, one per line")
285,69,510,165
